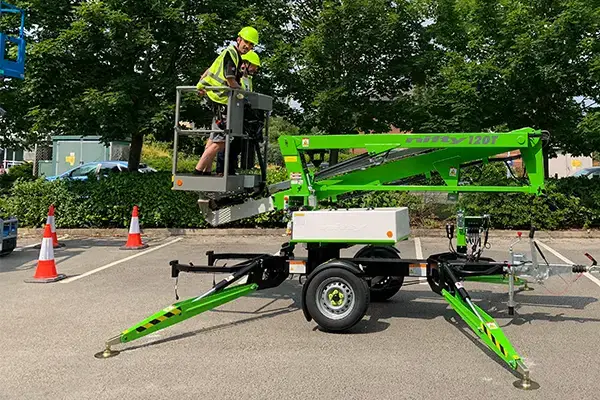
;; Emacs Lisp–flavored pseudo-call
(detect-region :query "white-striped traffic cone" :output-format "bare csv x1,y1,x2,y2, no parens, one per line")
47,205,65,248
25,224,66,283
120,206,149,250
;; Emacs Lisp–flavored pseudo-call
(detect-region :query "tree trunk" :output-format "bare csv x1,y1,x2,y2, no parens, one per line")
128,132,144,172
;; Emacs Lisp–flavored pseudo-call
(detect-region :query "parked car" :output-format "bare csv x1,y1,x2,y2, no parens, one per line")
0,160,25,175
45,161,156,181
571,167,600,179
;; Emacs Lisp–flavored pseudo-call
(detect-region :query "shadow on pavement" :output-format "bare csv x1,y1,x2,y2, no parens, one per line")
0,246,84,274
120,306,299,354
0,236,165,273
114,276,600,354
443,314,522,379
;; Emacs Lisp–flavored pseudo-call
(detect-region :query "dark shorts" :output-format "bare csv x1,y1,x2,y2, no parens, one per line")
209,101,227,143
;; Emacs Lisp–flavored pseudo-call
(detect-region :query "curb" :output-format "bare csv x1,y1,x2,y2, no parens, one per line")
17,227,600,239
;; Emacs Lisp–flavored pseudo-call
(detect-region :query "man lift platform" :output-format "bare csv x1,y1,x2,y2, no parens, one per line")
97,86,600,391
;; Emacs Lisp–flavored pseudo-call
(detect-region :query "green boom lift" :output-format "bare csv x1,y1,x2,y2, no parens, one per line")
97,86,599,390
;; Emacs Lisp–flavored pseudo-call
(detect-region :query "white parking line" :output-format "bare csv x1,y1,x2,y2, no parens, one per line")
14,242,40,251
60,237,183,283
536,240,600,288
414,237,423,259
414,237,427,284
14,236,68,251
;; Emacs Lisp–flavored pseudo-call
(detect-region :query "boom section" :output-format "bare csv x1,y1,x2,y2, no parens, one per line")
274,128,546,209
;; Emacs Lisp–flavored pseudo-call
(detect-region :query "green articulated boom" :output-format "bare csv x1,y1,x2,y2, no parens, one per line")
270,127,546,211
99,87,599,390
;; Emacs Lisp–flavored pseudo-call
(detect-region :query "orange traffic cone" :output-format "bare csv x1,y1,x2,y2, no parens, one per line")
25,224,66,283
34,204,65,250
47,205,65,248
121,206,149,250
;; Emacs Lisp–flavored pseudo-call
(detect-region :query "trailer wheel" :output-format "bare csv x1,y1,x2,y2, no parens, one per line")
354,245,403,302
305,267,369,332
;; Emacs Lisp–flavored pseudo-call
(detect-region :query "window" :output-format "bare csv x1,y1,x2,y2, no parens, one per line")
589,171,600,179
70,164,98,177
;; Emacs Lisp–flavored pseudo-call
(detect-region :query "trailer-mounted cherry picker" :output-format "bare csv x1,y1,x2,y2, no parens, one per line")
97,86,599,390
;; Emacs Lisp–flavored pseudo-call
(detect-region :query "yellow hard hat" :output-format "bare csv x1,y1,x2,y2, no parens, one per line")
242,50,261,67
238,26,259,45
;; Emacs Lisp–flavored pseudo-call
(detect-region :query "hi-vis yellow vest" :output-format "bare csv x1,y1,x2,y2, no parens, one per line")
241,75,253,91
198,45,240,104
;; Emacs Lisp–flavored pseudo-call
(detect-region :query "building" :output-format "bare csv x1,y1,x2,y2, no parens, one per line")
548,152,593,178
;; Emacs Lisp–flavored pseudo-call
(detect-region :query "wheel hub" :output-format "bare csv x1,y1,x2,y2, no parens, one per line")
328,289,345,306
316,280,355,320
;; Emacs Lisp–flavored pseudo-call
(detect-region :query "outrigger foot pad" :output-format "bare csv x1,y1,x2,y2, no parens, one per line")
94,347,120,359
513,377,540,390
513,360,539,390
94,336,122,359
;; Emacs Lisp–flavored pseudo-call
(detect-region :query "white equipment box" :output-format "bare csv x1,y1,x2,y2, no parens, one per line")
291,208,411,244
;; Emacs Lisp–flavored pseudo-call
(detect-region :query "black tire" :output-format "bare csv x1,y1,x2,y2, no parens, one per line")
305,267,370,332
355,245,404,302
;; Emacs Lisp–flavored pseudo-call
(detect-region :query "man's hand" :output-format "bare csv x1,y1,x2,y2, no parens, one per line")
196,82,206,96
225,77,245,99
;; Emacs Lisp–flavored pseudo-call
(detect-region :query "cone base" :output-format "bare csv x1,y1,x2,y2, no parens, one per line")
120,243,149,250
25,274,67,283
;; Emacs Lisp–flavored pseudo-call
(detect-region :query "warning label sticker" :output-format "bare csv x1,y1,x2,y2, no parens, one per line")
289,260,307,274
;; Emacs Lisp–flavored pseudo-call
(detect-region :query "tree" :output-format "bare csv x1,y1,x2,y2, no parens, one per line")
0,0,291,170
269,0,428,136
409,0,600,158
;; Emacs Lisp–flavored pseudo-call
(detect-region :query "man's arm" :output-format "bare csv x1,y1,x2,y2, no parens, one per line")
227,77,240,89
223,52,241,89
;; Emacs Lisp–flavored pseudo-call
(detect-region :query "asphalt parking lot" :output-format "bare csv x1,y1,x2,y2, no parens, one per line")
1,231,600,400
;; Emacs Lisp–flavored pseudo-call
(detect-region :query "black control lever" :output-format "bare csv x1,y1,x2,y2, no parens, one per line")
446,224,454,240
533,241,550,266
529,226,536,239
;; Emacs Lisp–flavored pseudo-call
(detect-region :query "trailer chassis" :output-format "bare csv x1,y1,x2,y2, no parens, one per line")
96,223,597,391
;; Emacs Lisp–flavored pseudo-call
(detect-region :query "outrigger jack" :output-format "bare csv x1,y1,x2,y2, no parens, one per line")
98,87,600,390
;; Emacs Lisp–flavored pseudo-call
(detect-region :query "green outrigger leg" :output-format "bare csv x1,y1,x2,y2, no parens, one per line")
464,275,525,285
95,283,258,358
443,289,521,368
441,286,537,389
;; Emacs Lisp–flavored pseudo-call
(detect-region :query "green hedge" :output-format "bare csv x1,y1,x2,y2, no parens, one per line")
458,178,600,230
1,167,599,230
0,162,35,195
0,172,208,228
